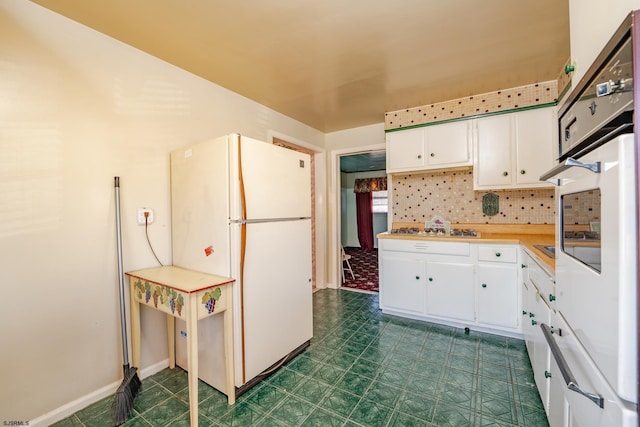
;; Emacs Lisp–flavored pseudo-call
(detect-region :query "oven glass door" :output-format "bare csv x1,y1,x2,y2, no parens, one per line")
561,189,601,272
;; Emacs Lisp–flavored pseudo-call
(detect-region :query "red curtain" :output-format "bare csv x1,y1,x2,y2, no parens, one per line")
356,191,374,252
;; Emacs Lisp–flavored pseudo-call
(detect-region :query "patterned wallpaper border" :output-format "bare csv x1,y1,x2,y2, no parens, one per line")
384,80,559,131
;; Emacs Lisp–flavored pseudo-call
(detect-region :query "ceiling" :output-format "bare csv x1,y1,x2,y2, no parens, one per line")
30,0,570,133
340,152,386,174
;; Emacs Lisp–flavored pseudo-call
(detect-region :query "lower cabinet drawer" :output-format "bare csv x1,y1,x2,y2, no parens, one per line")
382,239,470,256
478,245,517,263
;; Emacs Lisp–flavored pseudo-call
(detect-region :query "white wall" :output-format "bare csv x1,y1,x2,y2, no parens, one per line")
0,1,324,424
325,124,386,287
569,0,640,84
340,171,388,248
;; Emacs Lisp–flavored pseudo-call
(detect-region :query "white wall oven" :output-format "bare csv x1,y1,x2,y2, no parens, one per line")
541,11,638,427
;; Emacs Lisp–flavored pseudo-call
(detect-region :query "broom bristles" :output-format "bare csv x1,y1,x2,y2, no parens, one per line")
113,366,141,426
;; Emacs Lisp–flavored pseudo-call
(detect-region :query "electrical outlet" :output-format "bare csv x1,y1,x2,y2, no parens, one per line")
137,208,154,225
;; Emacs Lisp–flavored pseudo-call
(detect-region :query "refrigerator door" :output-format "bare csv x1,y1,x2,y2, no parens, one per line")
230,135,311,221
233,218,313,384
171,136,232,276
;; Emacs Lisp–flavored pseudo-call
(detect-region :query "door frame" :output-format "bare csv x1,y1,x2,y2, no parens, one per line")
329,143,386,289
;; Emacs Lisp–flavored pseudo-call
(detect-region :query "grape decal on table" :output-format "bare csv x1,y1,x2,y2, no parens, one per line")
134,280,186,317
202,288,222,314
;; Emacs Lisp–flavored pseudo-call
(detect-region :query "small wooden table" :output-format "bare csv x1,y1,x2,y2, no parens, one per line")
126,266,235,427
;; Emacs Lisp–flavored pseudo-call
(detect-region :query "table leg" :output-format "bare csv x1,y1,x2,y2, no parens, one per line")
187,295,199,427
167,314,175,369
223,291,235,405
129,279,141,370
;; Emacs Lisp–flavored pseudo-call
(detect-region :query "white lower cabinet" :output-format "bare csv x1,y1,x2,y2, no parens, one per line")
379,253,426,314
426,261,475,321
379,238,521,335
521,249,565,426
477,263,519,328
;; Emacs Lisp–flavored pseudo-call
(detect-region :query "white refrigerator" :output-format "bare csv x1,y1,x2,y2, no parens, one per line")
170,134,313,396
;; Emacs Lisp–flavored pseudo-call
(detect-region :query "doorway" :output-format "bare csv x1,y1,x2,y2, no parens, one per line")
338,150,387,292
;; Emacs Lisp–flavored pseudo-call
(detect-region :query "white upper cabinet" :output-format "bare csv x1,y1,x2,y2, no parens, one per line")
473,107,557,190
425,120,471,167
386,120,471,173
386,127,425,171
474,114,513,188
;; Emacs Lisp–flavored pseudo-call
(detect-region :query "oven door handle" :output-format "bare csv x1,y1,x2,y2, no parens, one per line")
541,323,605,408
539,158,601,185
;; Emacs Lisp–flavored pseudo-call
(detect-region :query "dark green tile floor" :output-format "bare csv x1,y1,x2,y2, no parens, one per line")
53,289,548,426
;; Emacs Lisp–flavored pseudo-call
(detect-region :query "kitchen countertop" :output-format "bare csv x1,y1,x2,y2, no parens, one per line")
378,224,555,271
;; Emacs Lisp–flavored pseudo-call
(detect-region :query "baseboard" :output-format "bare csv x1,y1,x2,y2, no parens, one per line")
29,359,169,427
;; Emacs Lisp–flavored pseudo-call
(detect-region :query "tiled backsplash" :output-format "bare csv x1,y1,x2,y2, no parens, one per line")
385,80,558,130
392,167,555,224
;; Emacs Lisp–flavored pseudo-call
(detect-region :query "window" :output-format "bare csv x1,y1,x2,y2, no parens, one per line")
372,190,388,213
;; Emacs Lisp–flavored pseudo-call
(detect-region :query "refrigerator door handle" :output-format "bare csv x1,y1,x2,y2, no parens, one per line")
231,217,311,224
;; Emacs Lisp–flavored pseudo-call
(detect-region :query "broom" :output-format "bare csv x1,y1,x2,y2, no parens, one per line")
113,176,141,426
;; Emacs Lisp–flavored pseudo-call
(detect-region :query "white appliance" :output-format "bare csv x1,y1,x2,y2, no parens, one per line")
170,134,313,396
540,13,638,426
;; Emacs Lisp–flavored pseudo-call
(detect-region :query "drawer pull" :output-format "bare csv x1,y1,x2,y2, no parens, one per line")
549,294,556,301
521,264,527,268
522,310,528,315
428,277,433,282
481,283,487,288
545,371,552,379
495,252,501,257
531,319,538,325
542,323,604,408
415,276,420,280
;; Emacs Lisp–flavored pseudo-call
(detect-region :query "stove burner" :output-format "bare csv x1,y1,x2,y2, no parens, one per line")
564,231,600,241
450,228,479,237
390,227,421,234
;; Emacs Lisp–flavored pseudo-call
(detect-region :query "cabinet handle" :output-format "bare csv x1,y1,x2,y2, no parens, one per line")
545,371,552,379
481,283,487,288
521,264,527,268
531,319,538,325
495,252,501,257
430,153,435,157
549,294,556,301
415,276,420,280
522,310,528,315
428,277,433,282
520,169,526,175
417,154,422,159
529,313,535,318
502,171,508,176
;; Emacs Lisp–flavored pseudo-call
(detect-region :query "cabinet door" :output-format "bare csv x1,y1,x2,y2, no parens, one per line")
474,114,513,188
522,281,537,355
425,261,475,321
380,254,426,314
547,320,567,427
477,263,518,328
515,108,556,187
386,128,425,172
425,120,471,167
531,292,552,413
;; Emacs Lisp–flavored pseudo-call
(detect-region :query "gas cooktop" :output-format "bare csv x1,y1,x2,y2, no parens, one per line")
389,227,479,238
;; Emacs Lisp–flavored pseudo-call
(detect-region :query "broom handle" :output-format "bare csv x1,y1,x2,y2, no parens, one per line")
114,176,130,368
